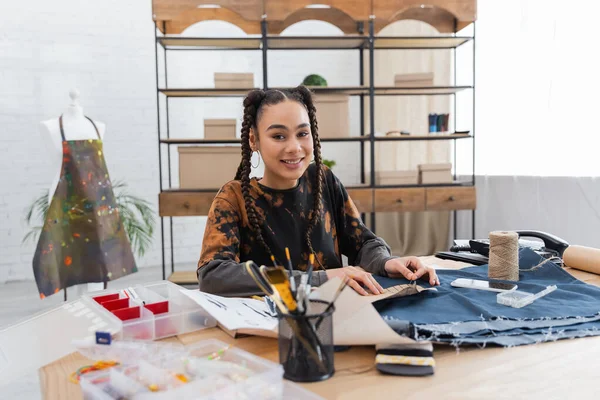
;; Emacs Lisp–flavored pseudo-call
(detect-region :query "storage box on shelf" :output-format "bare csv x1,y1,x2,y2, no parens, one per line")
82,281,216,341
312,93,349,138
418,163,453,184
204,119,237,140
178,146,240,189
214,72,254,89
375,170,419,185
394,72,434,87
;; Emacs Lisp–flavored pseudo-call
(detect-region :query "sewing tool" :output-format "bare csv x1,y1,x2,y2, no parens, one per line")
285,247,297,294
208,345,230,360
264,267,298,313
497,285,557,308
488,231,520,281
69,360,120,384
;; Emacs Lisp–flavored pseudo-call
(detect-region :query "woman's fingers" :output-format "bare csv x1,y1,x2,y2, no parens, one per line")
346,278,369,296
428,268,440,286
368,273,385,293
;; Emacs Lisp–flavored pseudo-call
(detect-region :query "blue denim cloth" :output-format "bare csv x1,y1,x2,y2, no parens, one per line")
373,248,600,347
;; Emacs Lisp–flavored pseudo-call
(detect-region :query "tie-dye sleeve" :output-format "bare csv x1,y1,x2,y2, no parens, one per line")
197,195,264,297
330,170,397,276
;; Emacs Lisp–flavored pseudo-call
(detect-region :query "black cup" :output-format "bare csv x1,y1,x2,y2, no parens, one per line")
277,300,335,382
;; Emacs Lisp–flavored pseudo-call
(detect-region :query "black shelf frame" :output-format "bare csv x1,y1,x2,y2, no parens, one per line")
153,20,476,280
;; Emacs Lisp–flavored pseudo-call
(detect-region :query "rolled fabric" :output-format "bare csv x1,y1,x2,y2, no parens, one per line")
563,245,600,275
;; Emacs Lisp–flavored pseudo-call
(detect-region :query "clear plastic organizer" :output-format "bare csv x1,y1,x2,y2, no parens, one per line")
77,339,323,399
82,281,217,341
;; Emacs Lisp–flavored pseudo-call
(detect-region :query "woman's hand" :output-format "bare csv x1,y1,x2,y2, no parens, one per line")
384,257,440,286
325,266,385,296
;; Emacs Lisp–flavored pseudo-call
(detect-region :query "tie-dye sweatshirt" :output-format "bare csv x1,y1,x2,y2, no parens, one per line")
197,163,397,297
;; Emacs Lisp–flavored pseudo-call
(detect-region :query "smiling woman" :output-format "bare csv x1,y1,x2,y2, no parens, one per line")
197,86,439,297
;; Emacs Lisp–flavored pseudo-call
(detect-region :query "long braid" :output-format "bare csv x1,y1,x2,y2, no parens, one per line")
295,86,325,268
237,91,273,257
233,86,325,268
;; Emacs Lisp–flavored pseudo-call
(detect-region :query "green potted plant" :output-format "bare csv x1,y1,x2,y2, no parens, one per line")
302,74,328,87
23,181,156,259
322,159,336,169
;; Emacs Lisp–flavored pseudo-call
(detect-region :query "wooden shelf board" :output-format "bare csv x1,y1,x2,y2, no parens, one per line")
160,137,369,144
160,183,473,194
158,37,262,49
266,36,367,49
159,88,256,97
374,36,472,49
168,271,198,286
159,86,471,97
375,133,472,141
157,36,472,50
280,86,368,95
160,135,471,145
375,86,472,95
372,181,473,189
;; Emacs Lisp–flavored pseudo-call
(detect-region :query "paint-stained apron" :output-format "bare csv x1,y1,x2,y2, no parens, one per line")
33,115,137,298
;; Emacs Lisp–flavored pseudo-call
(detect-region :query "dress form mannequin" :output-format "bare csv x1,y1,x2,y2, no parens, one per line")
38,89,107,296
39,89,106,204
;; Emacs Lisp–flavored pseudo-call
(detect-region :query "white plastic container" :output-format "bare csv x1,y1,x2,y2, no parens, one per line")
82,281,217,341
77,339,323,399
497,285,557,308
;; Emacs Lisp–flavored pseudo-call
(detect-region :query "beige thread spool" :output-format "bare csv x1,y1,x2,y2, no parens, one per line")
488,231,519,281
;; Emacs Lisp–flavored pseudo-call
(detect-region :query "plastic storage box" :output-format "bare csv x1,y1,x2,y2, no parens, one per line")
77,339,323,399
82,281,217,341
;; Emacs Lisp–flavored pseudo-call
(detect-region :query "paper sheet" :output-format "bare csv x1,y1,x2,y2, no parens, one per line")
182,281,431,346
181,291,278,332
310,278,420,346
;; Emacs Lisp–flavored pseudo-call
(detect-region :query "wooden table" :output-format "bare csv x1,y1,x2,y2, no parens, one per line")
39,258,600,399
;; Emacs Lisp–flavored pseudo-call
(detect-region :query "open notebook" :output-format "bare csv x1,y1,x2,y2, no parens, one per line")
181,279,436,345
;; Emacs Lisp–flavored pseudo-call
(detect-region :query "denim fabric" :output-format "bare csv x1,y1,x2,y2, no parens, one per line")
373,248,600,347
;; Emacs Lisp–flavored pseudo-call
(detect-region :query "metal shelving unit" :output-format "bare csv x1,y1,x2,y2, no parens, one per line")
153,20,475,282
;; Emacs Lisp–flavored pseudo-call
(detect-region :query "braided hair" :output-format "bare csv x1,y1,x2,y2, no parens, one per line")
234,86,325,267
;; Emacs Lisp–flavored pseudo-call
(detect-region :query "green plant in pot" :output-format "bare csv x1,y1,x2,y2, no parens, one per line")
23,181,155,259
302,74,328,87
322,159,336,169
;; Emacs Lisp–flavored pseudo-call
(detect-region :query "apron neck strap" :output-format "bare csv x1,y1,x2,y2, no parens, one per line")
59,115,101,141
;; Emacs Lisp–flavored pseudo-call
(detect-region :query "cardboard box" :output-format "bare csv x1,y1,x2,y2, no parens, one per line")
313,94,349,138
178,146,241,189
214,72,254,89
376,170,419,185
418,163,453,184
394,72,434,87
204,119,237,140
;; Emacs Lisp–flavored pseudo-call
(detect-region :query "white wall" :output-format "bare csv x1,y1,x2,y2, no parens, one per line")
456,175,600,249
3,1,598,284
0,1,362,283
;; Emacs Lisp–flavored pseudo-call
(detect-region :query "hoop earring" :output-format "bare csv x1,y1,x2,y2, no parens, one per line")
251,150,261,168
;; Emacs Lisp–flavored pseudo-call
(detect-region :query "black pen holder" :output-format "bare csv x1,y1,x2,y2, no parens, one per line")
277,300,335,382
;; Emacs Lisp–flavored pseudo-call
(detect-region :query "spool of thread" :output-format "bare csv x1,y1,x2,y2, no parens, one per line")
563,245,600,275
488,231,519,281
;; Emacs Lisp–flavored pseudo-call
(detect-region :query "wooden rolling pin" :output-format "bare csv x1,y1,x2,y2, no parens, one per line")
563,245,600,275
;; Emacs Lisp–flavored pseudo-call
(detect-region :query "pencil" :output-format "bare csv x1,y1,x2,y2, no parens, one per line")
285,247,297,293
307,253,314,281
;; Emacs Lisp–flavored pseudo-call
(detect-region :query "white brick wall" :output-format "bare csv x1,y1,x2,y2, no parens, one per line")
0,1,361,283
